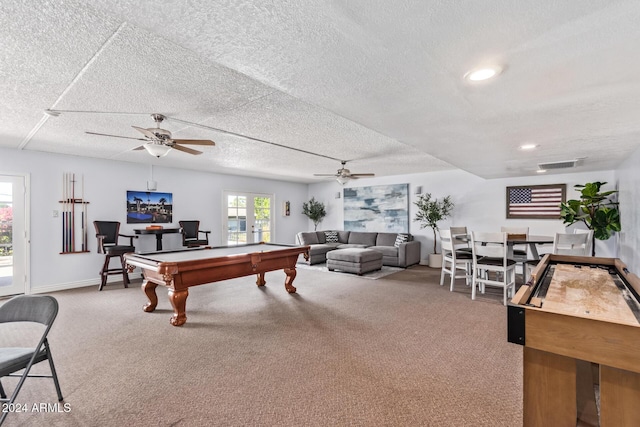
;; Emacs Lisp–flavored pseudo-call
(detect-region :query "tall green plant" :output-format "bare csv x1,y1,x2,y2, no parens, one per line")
302,197,326,231
413,193,454,254
559,181,620,256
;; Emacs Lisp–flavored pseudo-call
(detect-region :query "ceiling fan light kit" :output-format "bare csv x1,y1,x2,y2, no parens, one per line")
143,142,172,158
336,175,350,185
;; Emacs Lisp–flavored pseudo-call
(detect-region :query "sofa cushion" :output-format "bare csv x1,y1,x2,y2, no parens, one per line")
298,232,319,245
394,234,410,247
326,248,383,263
308,243,339,257
337,231,350,243
370,246,399,257
324,230,339,243
348,232,377,247
376,232,399,247
337,243,369,249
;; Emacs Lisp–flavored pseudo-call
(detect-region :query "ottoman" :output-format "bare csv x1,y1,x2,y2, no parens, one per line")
326,248,383,275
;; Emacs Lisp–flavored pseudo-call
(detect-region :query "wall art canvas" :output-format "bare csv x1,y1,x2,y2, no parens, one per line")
127,191,173,224
506,184,566,219
344,184,409,232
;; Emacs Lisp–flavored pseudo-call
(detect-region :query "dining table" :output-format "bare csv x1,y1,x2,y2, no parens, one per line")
505,234,554,260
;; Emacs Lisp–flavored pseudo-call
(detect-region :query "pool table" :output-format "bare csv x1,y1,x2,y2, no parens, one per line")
124,243,309,326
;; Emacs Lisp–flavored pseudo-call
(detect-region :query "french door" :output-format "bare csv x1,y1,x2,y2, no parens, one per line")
0,174,28,297
223,191,273,245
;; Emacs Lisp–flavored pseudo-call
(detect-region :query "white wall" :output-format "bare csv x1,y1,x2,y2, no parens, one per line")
308,168,618,261
615,145,640,274
0,148,309,293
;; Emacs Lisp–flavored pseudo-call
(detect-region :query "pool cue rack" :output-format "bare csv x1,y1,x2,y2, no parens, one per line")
59,172,90,254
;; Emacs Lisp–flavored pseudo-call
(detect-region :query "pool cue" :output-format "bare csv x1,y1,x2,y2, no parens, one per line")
67,172,72,252
82,174,86,251
65,172,70,252
62,173,66,252
71,173,75,252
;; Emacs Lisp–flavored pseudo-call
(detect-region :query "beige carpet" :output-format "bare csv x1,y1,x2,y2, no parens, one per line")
0,265,523,426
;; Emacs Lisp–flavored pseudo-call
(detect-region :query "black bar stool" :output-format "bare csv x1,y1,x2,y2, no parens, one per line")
93,221,137,291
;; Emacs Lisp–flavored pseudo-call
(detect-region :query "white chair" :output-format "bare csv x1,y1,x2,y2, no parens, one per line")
450,226,471,253
471,232,516,306
554,232,591,256
525,232,592,281
573,228,594,256
500,226,529,258
440,229,472,291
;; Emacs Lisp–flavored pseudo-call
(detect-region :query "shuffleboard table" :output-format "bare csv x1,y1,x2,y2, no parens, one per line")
124,243,309,326
508,254,640,427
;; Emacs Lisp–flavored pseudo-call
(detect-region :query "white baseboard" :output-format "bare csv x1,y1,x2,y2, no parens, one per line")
29,275,130,295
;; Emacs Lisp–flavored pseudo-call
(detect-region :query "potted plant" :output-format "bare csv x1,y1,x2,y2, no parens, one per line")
413,193,454,268
559,181,620,256
302,197,326,231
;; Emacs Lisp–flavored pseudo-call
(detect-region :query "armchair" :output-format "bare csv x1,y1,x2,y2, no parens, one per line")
179,220,211,247
93,221,137,291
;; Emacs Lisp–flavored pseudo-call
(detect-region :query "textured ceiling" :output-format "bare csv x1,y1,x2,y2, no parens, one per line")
2,1,640,183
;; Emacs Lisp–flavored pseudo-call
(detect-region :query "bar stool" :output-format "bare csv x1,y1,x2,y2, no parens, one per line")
93,221,137,291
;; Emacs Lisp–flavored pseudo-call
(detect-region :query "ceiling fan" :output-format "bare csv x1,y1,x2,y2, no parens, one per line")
314,160,375,184
85,113,215,157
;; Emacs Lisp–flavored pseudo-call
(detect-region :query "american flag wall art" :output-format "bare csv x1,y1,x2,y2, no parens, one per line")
506,184,566,219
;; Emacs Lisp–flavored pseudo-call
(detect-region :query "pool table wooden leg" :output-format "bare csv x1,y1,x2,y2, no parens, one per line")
256,272,266,286
284,267,297,293
168,288,188,326
142,280,158,313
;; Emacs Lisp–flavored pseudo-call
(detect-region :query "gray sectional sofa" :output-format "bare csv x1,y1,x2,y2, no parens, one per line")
296,230,421,268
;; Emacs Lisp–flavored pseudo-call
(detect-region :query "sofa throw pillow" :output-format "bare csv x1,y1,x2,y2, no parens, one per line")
324,231,339,243
394,233,409,248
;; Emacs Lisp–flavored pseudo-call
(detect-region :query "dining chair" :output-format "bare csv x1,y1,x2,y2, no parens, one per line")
573,228,594,256
500,226,529,258
554,232,592,255
525,231,592,282
0,295,63,426
471,231,516,306
449,226,471,253
439,229,472,292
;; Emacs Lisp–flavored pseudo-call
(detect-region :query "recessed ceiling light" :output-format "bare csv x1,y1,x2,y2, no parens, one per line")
465,66,502,82
520,144,539,150
536,169,547,173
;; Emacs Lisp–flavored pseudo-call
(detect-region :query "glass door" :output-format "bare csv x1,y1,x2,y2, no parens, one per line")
0,174,27,297
224,192,273,245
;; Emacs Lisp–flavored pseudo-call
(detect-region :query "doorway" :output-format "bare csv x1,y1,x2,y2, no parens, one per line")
223,192,273,245
0,174,28,297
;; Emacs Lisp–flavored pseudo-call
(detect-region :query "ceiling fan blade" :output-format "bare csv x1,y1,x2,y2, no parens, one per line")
172,139,215,146
172,144,203,155
350,173,375,177
132,126,158,140
132,145,145,151
313,174,339,177
85,131,146,141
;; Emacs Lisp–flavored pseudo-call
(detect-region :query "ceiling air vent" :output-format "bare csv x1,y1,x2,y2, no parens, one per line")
537,159,579,170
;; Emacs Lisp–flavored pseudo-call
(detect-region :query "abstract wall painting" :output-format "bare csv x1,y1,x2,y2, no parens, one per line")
344,184,409,233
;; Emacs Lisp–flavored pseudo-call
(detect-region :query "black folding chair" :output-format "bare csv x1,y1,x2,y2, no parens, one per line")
0,295,63,425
